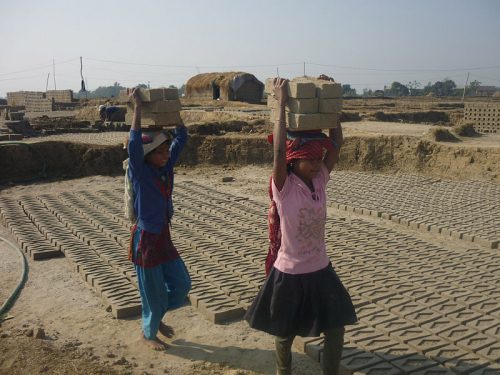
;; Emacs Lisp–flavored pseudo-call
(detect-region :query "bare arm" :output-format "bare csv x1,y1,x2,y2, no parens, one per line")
323,120,343,173
272,78,289,191
129,87,143,131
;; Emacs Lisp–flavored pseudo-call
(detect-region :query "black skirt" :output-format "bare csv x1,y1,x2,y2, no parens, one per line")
245,263,358,338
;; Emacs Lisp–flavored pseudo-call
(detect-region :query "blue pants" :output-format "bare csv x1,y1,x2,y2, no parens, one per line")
134,237,191,339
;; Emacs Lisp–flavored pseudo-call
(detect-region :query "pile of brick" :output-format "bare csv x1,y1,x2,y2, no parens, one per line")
25,98,54,112
46,90,73,103
122,88,181,129
464,102,500,134
266,77,342,131
0,105,29,140
7,91,45,107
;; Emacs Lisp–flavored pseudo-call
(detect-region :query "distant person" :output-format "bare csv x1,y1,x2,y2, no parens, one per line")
245,77,357,375
125,87,190,350
98,104,121,122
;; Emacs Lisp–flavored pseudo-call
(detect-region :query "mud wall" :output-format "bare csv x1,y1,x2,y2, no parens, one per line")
0,135,498,184
0,142,126,183
337,136,499,181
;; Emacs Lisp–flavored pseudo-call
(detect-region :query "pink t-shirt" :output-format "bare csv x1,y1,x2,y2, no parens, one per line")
271,164,331,274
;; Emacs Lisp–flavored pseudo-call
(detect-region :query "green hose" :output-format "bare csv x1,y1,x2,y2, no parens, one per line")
0,141,47,182
0,235,28,319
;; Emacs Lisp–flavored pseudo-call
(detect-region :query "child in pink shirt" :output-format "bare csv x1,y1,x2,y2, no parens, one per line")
245,77,357,375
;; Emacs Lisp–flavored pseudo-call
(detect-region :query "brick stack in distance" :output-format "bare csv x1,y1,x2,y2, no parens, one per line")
266,77,342,131
122,88,182,129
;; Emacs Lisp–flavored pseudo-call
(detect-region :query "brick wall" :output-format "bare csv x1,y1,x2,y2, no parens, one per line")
464,102,500,133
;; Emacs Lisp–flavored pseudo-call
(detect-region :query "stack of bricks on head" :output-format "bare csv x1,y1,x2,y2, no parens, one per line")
266,77,342,131
122,88,182,129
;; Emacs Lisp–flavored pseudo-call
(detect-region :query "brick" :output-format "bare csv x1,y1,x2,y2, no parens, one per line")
287,112,339,130
426,345,470,364
198,300,245,324
303,337,324,361
137,88,178,102
455,333,497,353
287,81,317,98
443,352,489,374
315,81,342,98
319,98,343,113
128,99,181,113
267,95,318,113
476,341,500,362
265,78,316,98
125,111,181,126
406,335,448,353
340,351,383,372
110,301,141,319
391,354,439,373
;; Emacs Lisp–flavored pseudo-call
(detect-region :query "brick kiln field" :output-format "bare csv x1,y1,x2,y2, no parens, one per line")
0,113,499,374
1,161,499,374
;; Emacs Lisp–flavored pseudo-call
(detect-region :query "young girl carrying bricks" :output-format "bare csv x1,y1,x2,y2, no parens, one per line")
127,88,191,350
245,78,357,375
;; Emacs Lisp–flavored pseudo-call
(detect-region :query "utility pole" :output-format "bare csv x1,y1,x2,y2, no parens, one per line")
303,61,306,77
52,58,57,90
462,72,470,101
79,56,87,98
46,73,50,91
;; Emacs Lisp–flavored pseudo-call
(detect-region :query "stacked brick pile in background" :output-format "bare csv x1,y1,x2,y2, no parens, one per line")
25,97,54,112
123,88,182,128
464,102,500,134
7,91,44,107
266,77,342,131
6,90,76,112
46,90,73,103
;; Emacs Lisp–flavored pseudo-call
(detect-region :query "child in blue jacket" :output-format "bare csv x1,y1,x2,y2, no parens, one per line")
127,87,191,350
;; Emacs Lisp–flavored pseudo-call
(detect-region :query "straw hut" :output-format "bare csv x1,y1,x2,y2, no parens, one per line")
185,72,264,103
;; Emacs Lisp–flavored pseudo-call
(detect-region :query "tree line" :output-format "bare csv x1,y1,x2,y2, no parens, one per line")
343,79,484,98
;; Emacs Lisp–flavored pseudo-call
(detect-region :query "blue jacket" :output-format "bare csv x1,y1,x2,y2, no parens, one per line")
128,125,188,233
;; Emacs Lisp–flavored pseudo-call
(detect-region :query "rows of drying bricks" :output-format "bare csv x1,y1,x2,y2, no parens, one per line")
177,182,499,374
0,179,499,374
0,192,141,319
328,171,500,249
23,131,127,145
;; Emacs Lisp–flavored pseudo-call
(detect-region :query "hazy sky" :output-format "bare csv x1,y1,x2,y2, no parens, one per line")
1,0,499,97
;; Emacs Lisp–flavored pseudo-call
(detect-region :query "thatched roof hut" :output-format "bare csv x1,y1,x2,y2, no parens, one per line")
185,72,264,103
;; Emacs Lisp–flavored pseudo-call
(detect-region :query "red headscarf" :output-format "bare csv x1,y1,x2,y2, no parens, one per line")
264,133,334,275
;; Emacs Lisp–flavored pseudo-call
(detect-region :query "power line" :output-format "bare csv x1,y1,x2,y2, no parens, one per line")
0,58,79,77
307,62,500,72
84,57,303,69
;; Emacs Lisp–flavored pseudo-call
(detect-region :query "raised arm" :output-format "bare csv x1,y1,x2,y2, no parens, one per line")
167,124,188,166
130,88,142,132
127,88,145,174
272,78,289,191
323,120,343,173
